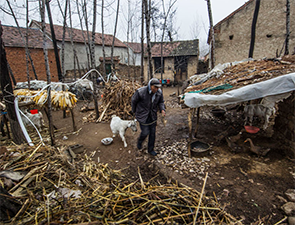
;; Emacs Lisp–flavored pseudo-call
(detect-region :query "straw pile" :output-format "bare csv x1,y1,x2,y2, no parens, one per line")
0,143,243,224
96,80,141,122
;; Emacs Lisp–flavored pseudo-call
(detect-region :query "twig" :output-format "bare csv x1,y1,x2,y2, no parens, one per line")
193,172,208,225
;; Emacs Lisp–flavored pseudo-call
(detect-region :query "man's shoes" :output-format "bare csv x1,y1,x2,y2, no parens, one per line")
148,151,157,156
137,143,142,150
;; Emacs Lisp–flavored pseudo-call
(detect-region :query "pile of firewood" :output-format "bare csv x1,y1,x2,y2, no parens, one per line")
97,80,142,122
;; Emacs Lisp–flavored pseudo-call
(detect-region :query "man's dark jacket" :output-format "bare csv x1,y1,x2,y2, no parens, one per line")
131,86,165,124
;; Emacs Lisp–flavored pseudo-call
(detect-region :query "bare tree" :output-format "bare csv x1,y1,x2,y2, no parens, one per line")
285,0,290,55
249,0,260,59
45,0,63,81
141,0,144,83
40,0,55,145
111,0,120,72
76,0,91,70
206,0,215,69
5,0,38,83
144,0,153,79
101,0,106,77
160,0,177,84
0,23,25,144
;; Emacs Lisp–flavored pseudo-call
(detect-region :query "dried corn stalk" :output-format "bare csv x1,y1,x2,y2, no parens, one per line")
98,80,141,121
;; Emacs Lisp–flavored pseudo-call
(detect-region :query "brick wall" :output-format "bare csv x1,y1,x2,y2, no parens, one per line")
5,47,59,83
213,0,295,65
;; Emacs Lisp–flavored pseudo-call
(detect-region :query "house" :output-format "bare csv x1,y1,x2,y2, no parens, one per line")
144,40,199,84
208,0,295,67
29,20,129,74
124,42,147,66
2,25,59,83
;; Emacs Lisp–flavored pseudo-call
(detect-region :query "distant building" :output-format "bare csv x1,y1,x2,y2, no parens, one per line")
208,0,295,67
2,25,59,83
124,42,147,66
144,40,199,84
30,20,129,73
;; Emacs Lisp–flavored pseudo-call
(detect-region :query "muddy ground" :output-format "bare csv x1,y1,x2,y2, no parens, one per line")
10,86,295,224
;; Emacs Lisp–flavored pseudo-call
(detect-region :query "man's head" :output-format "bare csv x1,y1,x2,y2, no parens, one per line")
149,78,161,93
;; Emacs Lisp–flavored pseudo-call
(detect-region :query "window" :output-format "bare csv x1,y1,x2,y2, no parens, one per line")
229,35,234,40
154,57,164,73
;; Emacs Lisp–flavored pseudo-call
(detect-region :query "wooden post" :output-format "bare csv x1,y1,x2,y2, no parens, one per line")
187,108,193,158
70,109,77,132
194,107,200,138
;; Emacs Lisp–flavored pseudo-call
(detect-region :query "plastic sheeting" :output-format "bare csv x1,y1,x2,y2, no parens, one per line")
184,73,295,108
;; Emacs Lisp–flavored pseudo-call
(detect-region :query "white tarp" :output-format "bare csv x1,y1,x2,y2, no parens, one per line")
184,73,295,108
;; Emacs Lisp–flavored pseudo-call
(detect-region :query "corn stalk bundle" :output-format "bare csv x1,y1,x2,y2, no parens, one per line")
99,80,142,121
14,89,77,110
0,143,242,224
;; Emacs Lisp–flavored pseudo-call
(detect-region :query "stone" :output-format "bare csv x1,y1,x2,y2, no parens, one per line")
282,202,295,216
285,189,295,202
288,216,295,225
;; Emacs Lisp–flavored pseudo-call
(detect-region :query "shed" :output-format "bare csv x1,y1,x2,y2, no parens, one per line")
182,57,295,157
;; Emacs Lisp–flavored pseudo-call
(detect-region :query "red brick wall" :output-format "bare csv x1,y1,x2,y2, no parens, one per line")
5,47,59,83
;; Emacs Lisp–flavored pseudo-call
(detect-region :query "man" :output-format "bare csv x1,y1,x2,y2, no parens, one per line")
131,78,166,156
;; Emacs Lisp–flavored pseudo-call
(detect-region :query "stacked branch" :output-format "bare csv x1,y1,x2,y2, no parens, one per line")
0,143,242,224
97,80,142,122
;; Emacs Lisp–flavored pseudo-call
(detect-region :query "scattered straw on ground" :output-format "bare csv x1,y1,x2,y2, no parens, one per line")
0,143,243,224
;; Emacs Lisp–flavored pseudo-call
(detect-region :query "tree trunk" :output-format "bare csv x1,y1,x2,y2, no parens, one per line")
127,0,131,78
0,24,25,144
141,0,144,83
144,0,153,79
83,0,93,69
68,0,78,80
111,0,120,72
249,0,260,58
76,0,90,70
6,0,38,81
25,0,30,88
40,0,55,146
207,0,215,69
46,0,63,82
92,0,99,120
58,0,68,78
101,0,106,77
285,0,290,55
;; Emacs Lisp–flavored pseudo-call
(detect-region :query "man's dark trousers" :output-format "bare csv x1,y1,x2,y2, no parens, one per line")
137,122,156,153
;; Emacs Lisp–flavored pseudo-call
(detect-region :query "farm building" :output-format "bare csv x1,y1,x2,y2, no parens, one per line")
144,40,199,84
207,0,295,68
1,25,59,83
29,20,129,74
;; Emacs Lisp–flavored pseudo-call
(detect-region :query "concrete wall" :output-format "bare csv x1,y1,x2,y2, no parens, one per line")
212,0,295,65
60,41,129,72
5,47,59,83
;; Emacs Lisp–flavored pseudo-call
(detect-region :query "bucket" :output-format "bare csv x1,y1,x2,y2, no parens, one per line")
30,109,38,114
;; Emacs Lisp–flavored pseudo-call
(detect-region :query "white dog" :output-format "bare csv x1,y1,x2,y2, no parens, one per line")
110,115,137,147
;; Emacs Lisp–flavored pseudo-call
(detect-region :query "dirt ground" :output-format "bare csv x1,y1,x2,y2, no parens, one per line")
33,86,294,224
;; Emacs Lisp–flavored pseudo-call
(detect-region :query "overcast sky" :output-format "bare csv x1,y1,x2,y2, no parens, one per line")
0,0,248,44
176,0,248,41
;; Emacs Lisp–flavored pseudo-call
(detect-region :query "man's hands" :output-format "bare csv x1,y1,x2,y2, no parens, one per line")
161,110,166,117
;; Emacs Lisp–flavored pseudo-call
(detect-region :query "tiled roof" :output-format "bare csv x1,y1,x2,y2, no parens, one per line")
150,40,199,57
30,20,127,48
124,42,147,53
2,25,54,49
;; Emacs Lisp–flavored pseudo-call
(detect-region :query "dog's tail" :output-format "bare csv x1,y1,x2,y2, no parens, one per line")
111,115,117,118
